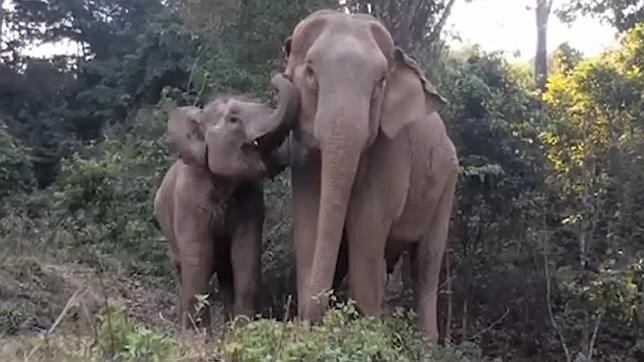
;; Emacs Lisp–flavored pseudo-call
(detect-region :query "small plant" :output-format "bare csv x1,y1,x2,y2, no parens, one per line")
97,305,174,362
222,298,485,362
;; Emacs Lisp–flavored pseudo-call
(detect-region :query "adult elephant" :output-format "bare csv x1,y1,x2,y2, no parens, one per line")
282,9,458,344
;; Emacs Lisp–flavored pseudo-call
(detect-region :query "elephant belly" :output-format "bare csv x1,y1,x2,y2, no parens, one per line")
389,200,437,243
388,119,455,243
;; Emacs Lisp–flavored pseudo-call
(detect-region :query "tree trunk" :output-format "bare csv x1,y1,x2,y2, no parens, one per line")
535,0,553,91
0,0,5,50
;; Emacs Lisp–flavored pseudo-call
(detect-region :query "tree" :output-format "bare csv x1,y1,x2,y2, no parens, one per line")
541,23,644,359
343,0,459,57
557,0,644,32
549,42,584,74
535,0,555,91
0,119,35,199
0,0,5,47
1,1,200,186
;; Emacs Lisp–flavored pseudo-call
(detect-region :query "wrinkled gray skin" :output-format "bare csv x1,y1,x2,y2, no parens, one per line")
281,9,459,345
154,74,298,333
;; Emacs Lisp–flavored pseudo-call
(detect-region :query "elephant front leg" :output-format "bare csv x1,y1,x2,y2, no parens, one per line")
413,174,457,345
229,186,264,318
345,200,392,317
179,249,215,333
175,209,216,334
291,150,322,318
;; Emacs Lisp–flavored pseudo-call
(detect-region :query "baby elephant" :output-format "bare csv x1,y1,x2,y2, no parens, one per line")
154,74,298,332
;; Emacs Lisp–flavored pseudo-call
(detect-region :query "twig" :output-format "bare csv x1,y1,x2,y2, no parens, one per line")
50,288,86,335
467,307,510,341
96,268,115,358
80,299,98,351
193,76,209,106
25,288,87,361
543,225,572,362
186,45,208,92
271,294,293,362
267,214,289,240
425,0,457,46
587,311,604,360
445,252,453,346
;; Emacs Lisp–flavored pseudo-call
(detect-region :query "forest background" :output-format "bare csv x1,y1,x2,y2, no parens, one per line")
1,0,643,361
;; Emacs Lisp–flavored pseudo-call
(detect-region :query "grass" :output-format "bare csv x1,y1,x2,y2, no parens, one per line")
0,253,488,362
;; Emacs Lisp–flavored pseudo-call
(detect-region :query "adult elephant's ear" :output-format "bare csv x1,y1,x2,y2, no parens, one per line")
168,106,206,166
380,47,448,139
282,36,292,58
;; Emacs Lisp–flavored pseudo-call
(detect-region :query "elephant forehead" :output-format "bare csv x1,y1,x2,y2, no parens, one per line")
291,10,380,54
201,99,229,125
228,100,272,120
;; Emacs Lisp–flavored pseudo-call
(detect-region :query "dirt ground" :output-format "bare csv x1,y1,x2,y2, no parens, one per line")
0,254,189,361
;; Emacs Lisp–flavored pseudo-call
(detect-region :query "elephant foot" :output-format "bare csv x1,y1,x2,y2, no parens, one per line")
302,294,329,322
422,329,439,347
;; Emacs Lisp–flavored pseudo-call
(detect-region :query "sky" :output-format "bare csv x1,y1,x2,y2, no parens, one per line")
445,0,618,60
7,0,620,60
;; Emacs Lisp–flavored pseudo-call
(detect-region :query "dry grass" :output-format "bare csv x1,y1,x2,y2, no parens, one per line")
0,254,222,362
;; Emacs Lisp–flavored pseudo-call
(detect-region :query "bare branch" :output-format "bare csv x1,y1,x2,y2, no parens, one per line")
467,306,510,341
542,215,572,362
587,311,604,360
426,0,457,46
445,251,453,346
547,0,555,13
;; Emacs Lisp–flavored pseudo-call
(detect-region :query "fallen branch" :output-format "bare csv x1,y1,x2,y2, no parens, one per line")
25,287,87,361
587,310,604,360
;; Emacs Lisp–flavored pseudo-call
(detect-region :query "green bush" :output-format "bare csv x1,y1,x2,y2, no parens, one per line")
0,120,36,199
50,107,173,278
97,305,175,362
223,298,486,362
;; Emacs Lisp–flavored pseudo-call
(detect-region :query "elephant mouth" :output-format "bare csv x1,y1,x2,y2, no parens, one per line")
251,132,281,154
250,123,291,155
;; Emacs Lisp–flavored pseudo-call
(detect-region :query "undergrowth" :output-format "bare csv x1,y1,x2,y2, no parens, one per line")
2,299,487,362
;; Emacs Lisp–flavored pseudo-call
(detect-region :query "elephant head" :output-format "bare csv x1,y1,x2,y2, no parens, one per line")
282,9,447,317
168,74,299,181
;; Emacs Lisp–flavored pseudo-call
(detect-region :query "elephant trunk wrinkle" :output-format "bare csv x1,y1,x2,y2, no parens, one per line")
259,74,301,151
306,109,365,318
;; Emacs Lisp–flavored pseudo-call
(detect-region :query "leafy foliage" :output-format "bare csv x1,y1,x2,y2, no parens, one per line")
539,23,644,358
223,300,486,362
557,0,644,32
0,120,35,199
1,1,644,361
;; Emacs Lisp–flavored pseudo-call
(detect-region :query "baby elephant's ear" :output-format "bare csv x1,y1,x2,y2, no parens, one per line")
168,106,206,166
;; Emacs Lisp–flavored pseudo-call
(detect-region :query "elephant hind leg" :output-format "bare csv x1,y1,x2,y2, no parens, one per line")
413,175,457,345
216,261,234,321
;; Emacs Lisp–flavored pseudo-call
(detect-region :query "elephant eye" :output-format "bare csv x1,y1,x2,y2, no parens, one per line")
229,116,240,124
377,74,387,88
304,65,317,89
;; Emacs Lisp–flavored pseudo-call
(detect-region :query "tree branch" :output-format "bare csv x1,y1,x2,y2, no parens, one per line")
426,0,457,46
542,214,572,362
587,310,603,360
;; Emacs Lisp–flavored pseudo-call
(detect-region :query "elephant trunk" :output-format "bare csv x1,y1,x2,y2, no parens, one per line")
304,95,369,317
254,73,300,153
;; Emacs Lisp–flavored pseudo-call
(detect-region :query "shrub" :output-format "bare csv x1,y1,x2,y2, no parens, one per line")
51,107,173,279
223,298,487,362
97,305,175,361
0,120,36,199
